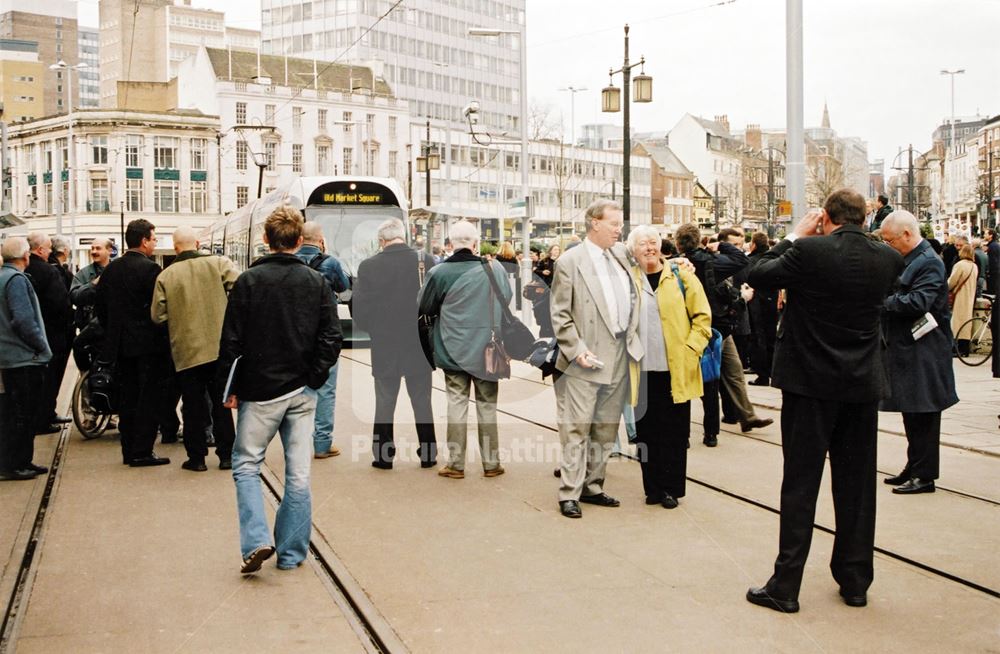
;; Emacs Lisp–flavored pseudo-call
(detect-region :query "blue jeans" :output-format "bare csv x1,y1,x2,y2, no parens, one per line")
612,404,638,454
232,390,316,569
313,362,339,454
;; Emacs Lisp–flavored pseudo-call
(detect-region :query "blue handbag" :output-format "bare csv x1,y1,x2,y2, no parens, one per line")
670,263,722,383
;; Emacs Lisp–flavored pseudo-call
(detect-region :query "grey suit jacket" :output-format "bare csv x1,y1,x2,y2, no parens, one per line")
550,240,643,383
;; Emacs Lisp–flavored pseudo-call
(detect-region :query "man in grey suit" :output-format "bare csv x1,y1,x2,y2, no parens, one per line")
550,199,643,518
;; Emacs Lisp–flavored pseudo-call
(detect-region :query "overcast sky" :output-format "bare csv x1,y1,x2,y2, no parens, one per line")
78,0,1000,168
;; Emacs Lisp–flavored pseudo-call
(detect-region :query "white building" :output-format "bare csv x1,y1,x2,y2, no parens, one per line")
259,0,524,134
176,46,411,213
4,108,221,267
667,113,742,222
77,26,100,108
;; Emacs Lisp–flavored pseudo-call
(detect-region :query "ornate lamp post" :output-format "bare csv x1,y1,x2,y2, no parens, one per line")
601,24,652,236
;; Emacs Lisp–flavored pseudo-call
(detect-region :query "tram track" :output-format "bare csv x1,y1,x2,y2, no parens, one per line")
340,353,1000,602
0,425,69,653
258,464,408,654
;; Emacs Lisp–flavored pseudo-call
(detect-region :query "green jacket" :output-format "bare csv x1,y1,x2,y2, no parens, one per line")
417,249,512,378
151,251,239,372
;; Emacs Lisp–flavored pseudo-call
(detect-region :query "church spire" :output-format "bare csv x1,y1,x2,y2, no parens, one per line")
821,101,831,129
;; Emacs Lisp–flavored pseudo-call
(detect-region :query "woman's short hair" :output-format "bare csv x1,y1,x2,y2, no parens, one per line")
377,218,406,242
626,225,661,254
959,243,975,261
498,241,516,259
449,220,479,249
583,198,622,232
264,206,304,251
674,223,702,254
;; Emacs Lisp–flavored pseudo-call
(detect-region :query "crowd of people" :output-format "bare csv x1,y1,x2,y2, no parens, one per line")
0,186,984,595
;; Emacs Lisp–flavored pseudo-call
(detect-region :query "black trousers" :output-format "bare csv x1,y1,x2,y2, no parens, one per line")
901,412,941,480
700,379,720,437
0,366,45,472
117,354,167,462
176,360,235,462
634,371,690,499
766,392,878,600
40,339,71,425
372,369,437,464
750,311,777,379
159,368,181,441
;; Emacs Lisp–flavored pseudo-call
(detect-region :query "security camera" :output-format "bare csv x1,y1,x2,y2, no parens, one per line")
463,100,481,124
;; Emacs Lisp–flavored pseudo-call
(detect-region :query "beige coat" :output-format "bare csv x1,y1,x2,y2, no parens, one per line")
151,252,239,371
948,259,977,339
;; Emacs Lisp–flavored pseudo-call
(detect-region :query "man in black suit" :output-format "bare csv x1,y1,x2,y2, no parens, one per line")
745,189,904,613
352,218,437,469
25,232,74,433
96,219,171,467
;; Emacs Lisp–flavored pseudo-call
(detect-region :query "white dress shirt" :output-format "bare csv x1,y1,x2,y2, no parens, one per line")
583,237,631,333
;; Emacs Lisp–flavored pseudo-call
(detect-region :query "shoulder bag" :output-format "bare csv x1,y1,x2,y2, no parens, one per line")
481,260,536,360
670,262,722,383
948,267,972,309
417,256,436,369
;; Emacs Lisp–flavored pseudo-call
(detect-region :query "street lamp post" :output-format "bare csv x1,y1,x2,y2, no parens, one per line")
941,68,965,226
415,118,441,249
49,59,87,266
601,24,653,237
469,23,531,322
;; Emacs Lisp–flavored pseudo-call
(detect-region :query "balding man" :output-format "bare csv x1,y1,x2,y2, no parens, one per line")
25,232,73,433
0,237,52,480
71,237,113,327
152,226,239,471
880,211,958,495
294,222,348,459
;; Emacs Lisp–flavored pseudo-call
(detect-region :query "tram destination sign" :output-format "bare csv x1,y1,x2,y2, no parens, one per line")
321,191,385,205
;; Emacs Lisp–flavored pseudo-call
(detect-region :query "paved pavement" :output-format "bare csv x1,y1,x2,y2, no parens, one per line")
2,355,998,652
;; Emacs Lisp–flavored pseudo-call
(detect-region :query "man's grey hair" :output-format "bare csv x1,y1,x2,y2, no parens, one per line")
51,236,71,255
301,222,325,245
376,218,406,242
584,198,622,232
1,236,30,262
626,225,662,254
882,210,920,236
27,231,49,250
449,220,479,249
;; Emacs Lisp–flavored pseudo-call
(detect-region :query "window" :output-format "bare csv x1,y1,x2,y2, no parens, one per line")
154,180,179,212
388,150,397,176
292,106,303,129
90,136,108,165
342,111,352,132
57,139,68,169
126,178,143,212
44,183,53,214
236,185,248,208
154,137,178,169
190,138,207,170
236,141,248,171
126,135,142,167
265,141,277,171
236,101,247,124
265,104,276,124
366,113,375,130
292,144,303,173
343,147,353,175
317,109,327,131
388,116,397,142
191,181,207,213
316,145,329,175
42,142,53,171
89,178,109,211
366,144,378,176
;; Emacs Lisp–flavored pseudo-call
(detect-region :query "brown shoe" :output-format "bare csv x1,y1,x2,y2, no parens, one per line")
484,466,505,478
740,417,774,433
437,466,465,479
314,446,341,459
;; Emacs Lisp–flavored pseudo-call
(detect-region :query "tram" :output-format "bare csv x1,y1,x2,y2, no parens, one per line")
201,176,408,344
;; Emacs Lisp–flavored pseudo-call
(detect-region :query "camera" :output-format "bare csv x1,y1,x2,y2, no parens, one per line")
463,100,481,124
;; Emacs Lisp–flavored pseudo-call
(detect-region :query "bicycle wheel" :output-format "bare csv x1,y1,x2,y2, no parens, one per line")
72,371,111,439
957,316,992,366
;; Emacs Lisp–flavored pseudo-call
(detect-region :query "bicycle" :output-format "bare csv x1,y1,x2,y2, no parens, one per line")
955,293,993,366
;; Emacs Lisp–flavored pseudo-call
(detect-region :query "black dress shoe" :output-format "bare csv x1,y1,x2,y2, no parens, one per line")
553,468,561,478
219,459,233,471
129,454,170,467
51,414,73,424
741,417,774,433
703,433,718,447
420,460,438,469
181,459,208,472
371,461,393,470
748,377,770,386
883,470,909,485
746,587,799,613
160,435,178,444
840,589,867,607
661,494,678,509
892,478,935,494
645,496,661,505
0,469,39,481
36,423,62,435
27,463,48,474
721,417,739,425
579,492,620,507
559,500,582,518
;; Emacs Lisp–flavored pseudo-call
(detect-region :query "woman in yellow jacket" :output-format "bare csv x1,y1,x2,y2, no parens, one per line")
627,226,712,508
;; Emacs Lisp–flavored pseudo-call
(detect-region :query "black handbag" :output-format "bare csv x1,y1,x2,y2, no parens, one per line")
417,257,436,369
87,359,118,414
481,261,536,360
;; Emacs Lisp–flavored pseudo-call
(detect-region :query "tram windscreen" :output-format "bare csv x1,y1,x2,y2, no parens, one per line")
305,205,406,278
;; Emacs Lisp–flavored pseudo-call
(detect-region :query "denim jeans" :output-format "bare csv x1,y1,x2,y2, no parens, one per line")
232,389,316,569
312,362,338,454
